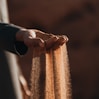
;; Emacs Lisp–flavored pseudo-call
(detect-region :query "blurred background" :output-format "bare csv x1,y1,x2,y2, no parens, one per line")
7,0,99,99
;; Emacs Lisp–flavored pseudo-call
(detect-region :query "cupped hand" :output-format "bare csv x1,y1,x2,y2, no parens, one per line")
16,29,68,55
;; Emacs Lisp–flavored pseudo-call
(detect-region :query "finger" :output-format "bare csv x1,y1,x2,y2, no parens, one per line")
50,37,62,50
46,35,68,50
45,36,58,50
57,35,68,45
34,29,55,40
19,75,31,96
32,38,45,47
25,38,45,47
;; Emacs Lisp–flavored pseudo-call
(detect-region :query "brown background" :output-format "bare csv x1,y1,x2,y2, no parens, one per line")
7,0,99,99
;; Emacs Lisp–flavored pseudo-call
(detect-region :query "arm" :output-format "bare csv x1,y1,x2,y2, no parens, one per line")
0,22,68,56
0,23,28,55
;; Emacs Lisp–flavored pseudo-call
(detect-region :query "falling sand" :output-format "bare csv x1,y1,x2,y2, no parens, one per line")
30,44,72,99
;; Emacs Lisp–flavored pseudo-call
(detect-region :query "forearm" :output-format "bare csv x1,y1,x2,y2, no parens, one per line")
0,23,27,55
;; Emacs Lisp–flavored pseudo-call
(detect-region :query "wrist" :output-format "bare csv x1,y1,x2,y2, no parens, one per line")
16,29,26,41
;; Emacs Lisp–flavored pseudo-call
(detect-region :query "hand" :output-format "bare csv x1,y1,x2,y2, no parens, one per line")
16,29,68,55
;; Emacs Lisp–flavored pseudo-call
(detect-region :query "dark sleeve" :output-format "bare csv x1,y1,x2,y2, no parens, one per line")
0,22,28,55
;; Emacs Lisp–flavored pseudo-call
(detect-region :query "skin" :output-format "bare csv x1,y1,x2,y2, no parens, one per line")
16,29,68,56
